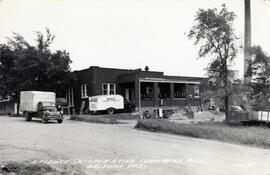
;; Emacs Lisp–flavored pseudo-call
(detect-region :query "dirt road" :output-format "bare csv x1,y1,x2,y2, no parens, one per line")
0,116,270,175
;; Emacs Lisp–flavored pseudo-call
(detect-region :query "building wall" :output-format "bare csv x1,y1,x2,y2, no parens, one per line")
92,67,133,95
0,101,17,115
73,68,94,113
73,67,135,112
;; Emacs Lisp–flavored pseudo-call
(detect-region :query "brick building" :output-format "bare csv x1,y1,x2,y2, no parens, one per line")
66,66,206,114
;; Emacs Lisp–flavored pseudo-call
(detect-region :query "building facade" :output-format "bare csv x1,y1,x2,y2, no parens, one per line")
0,99,18,115
67,66,206,114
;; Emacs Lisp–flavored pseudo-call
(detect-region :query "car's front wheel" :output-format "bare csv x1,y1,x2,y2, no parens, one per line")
57,119,63,124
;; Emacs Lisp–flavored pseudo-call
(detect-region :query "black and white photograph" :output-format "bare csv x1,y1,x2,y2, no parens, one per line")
0,0,270,174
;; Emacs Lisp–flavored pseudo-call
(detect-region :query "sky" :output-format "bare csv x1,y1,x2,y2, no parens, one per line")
0,0,270,78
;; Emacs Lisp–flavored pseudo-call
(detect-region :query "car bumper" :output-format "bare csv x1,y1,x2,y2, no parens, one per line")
43,115,64,120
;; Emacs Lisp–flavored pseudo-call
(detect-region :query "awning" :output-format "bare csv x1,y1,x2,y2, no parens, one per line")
139,77,201,84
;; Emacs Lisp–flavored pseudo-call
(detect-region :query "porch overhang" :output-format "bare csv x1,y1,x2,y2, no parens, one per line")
139,77,201,84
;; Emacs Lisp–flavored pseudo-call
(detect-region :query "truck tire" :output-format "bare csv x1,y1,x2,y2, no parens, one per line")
41,114,48,123
107,108,115,115
42,119,48,123
24,112,32,121
57,120,63,124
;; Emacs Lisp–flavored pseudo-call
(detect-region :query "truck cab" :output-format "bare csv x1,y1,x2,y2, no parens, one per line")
37,101,63,123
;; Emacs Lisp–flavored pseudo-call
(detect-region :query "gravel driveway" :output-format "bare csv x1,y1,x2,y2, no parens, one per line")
0,115,270,175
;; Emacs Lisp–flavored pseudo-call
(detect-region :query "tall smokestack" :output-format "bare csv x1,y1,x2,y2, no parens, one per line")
244,0,251,83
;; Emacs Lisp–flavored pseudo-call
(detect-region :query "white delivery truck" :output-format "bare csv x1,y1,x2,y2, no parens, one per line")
89,95,124,114
20,91,64,123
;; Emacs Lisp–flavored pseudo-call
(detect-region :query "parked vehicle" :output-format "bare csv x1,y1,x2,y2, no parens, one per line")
208,106,216,110
227,105,270,124
230,106,244,112
219,106,244,112
89,95,125,114
20,91,64,123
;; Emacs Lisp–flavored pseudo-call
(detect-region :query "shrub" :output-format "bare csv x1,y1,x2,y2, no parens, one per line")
0,162,55,174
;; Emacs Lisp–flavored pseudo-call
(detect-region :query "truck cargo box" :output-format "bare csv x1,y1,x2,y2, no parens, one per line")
20,91,56,112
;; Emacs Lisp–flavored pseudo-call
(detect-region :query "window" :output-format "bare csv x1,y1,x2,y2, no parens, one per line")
188,84,200,98
174,83,186,98
140,82,154,99
102,83,116,95
81,84,88,98
158,83,170,99
66,87,74,106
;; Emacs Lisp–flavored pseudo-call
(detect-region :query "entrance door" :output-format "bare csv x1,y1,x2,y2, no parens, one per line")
125,88,135,103
125,88,130,101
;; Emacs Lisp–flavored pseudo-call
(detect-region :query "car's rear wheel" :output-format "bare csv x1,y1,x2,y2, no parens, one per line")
24,112,32,121
107,108,115,115
57,119,63,124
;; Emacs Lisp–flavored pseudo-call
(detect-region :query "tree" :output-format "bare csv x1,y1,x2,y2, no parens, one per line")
0,44,16,98
243,0,270,82
246,46,270,95
187,4,238,120
0,28,75,101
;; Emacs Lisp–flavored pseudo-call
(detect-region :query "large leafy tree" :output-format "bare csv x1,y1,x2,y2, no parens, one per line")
0,44,16,97
0,28,75,101
188,4,238,119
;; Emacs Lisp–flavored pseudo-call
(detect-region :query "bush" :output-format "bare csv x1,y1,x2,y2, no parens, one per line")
135,119,270,148
0,161,86,175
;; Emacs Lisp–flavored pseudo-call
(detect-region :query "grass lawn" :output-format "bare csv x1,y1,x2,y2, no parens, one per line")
70,115,123,124
97,112,140,120
70,112,140,124
135,119,270,149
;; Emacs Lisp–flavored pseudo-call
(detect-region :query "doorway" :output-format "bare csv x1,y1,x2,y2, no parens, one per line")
125,88,135,103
